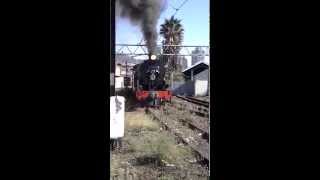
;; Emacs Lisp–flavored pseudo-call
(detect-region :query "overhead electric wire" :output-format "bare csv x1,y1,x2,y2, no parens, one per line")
172,0,189,16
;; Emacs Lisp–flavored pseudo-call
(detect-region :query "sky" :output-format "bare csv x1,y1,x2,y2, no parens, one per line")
115,0,210,66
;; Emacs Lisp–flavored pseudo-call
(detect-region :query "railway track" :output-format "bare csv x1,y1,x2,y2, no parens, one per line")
175,95,209,108
148,107,209,165
172,96,209,118
165,105,209,136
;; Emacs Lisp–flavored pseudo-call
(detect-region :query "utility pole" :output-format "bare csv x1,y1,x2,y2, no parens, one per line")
110,0,115,96
125,61,128,90
109,0,116,152
171,72,173,89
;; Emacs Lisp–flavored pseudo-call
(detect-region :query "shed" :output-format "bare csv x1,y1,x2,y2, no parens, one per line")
180,61,209,96
182,61,209,81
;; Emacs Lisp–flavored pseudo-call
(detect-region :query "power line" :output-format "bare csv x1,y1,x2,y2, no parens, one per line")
177,0,189,10
172,0,189,16
169,3,179,11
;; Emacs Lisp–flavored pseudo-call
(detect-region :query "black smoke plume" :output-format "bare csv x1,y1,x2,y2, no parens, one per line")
116,0,167,54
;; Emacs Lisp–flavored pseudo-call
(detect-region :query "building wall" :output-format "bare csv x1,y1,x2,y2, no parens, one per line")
194,80,208,96
194,69,209,96
116,65,133,76
115,65,121,76
194,69,209,81
115,76,124,89
115,63,134,90
171,68,209,96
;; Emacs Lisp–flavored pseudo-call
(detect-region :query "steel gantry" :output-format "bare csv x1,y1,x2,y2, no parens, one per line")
115,44,210,57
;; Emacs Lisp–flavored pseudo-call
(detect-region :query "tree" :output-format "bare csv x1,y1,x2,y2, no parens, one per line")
160,16,184,72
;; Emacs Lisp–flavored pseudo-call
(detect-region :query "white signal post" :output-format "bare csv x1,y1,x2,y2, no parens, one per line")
110,96,125,150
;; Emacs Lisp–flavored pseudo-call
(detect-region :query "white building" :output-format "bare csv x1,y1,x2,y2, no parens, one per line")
180,61,209,96
115,63,135,91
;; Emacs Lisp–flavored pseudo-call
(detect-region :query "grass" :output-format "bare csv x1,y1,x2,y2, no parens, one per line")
111,110,194,178
158,175,175,180
124,111,192,165
125,112,159,131
134,134,192,164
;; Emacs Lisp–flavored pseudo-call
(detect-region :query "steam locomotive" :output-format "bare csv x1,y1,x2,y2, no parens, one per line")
133,54,172,107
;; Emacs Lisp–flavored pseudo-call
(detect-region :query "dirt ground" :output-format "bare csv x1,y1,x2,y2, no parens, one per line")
110,110,208,180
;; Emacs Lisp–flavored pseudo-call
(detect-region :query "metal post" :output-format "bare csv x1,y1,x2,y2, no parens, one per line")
171,72,173,89
125,61,128,90
110,0,115,96
208,68,210,96
191,69,194,81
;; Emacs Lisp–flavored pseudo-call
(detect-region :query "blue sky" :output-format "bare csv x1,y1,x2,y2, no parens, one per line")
116,0,210,46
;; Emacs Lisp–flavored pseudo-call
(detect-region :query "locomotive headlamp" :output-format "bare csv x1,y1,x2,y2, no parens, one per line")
150,55,156,60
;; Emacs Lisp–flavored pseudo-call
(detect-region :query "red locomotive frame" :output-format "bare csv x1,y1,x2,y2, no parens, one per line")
135,90,172,103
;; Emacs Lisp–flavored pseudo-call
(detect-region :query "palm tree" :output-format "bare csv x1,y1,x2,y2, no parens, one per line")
160,16,184,71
